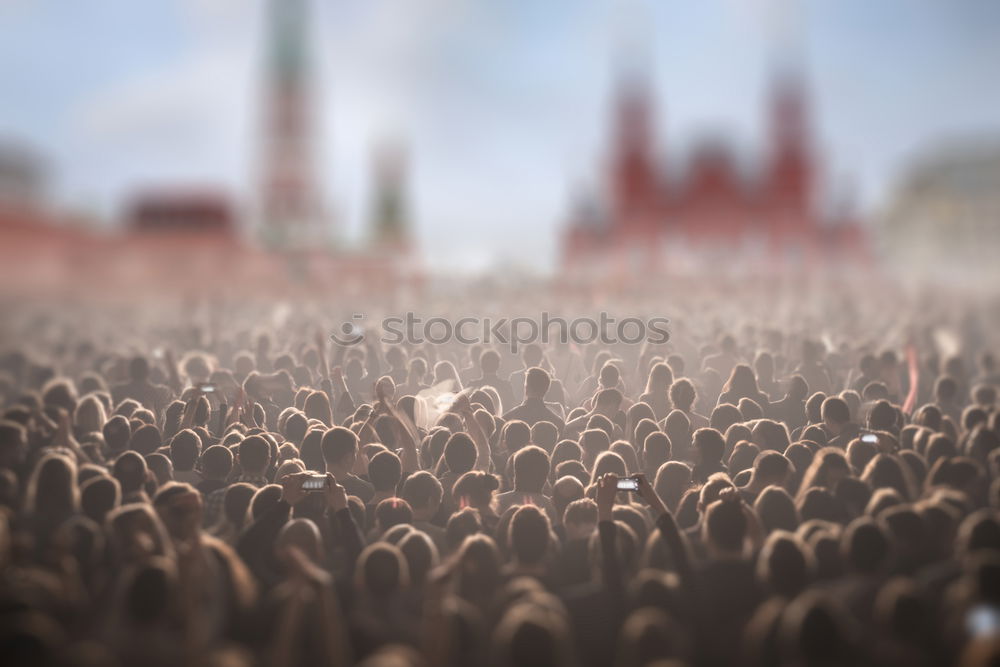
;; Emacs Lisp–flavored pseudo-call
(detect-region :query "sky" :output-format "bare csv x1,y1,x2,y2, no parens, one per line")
1,0,999,272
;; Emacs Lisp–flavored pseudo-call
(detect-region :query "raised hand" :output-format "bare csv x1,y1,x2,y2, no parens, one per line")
280,471,312,506
634,473,667,516
324,473,349,512
596,472,619,522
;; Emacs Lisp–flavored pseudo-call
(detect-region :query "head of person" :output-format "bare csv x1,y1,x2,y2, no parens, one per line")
81,475,121,525
935,376,958,403
693,428,726,465
580,429,611,465
750,451,792,489
593,388,623,418
168,429,201,473
369,450,402,495
525,367,551,400
725,364,759,396
754,486,799,534
444,433,477,476
375,497,413,533
200,444,233,482
26,453,78,519
669,379,697,412
355,542,409,598
703,493,747,558
480,349,501,375
113,451,148,496
757,531,812,598
508,505,551,567
401,471,443,520
786,375,809,401
821,397,851,434
513,445,550,493
152,482,202,543
73,394,107,436
237,435,271,477
452,471,501,510
599,362,621,390
400,529,439,585
563,497,598,541
654,461,692,510
321,426,359,472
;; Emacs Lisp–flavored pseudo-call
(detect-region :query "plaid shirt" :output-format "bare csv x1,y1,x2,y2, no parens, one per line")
202,474,268,528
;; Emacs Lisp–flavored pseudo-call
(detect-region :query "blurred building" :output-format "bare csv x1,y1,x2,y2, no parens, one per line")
881,141,1000,275
0,0,419,297
561,66,867,280
0,141,46,207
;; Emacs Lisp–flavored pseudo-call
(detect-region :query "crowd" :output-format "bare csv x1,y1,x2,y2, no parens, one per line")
2,287,1000,667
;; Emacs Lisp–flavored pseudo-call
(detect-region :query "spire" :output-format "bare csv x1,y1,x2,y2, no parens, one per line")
370,141,410,251
259,0,324,250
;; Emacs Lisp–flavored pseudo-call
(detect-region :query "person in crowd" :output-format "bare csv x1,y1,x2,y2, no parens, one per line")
3,289,1000,667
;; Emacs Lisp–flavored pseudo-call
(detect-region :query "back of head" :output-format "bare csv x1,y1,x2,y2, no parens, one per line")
843,517,890,574
321,426,359,468
480,349,501,374
755,485,799,533
375,497,413,531
821,396,850,426
444,432,477,475
201,444,234,481
81,475,120,524
369,450,402,493
400,529,439,585
113,451,148,495
494,603,572,667
693,428,726,464
704,495,747,555
758,531,811,597
128,424,161,456
401,471,443,512
453,470,500,508
168,429,201,472
669,379,697,411
238,435,271,475
525,367,551,398
509,505,551,565
356,542,409,597
513,446,550,492
580,429,611,460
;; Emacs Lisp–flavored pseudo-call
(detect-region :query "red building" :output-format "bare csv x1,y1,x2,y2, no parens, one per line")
561,68,867,280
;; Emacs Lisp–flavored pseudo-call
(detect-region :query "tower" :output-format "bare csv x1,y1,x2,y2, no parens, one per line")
610,73,661,239
370,142,411,253
259,0,323,250
765,68,813,245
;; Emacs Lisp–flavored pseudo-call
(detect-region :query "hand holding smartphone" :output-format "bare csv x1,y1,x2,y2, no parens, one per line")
301,474,331,491
616,476,640,491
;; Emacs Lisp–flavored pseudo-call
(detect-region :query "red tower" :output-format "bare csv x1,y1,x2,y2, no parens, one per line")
259,0,323,250
610,75,661,240
764,70,814,249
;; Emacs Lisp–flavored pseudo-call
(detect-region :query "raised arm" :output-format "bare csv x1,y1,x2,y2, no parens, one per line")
635,473,694,583
595,473,626,600
451,393,491,472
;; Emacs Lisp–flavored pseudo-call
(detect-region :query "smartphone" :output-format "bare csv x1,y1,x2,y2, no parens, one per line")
861,433,878,445
196,382,217,394
617,477,639,491
967,604,1000,638
301,474,330,491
